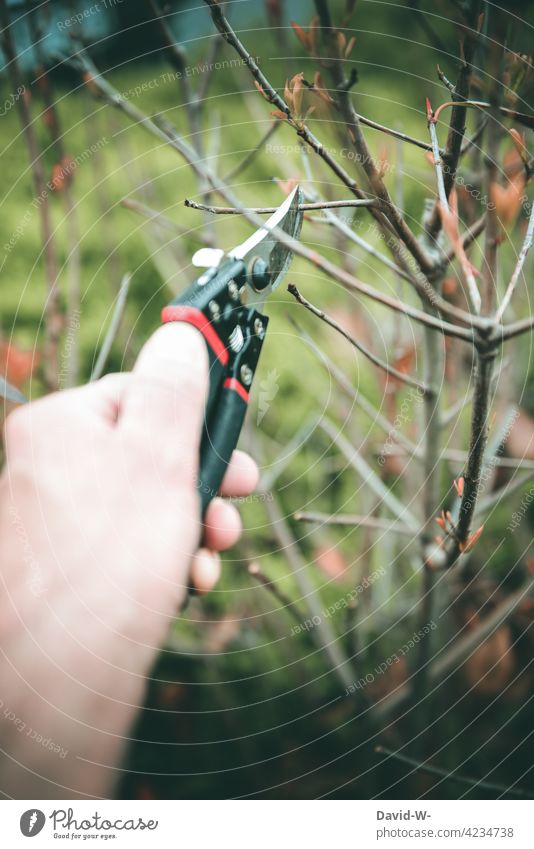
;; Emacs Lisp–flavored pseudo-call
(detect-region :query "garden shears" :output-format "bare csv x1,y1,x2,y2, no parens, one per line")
162,186,303,515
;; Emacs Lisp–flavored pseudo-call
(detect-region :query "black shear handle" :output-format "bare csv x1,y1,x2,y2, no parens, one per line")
198,376,250,514
162,260,267,517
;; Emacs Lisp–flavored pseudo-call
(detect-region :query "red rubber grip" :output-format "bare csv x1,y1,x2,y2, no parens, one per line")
161,305,229,366
223,377,250,404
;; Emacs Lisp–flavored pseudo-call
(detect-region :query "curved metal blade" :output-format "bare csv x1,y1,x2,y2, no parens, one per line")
229,186,304,308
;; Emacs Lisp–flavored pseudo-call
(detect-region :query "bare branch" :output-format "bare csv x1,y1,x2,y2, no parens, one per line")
203,0,367,203
247,563,305,626
349,111,437,154
425,1,482,238
501,316,534,342
90,273,131,382
427,99,481,313
288,283,431,395
495,201,534,322
264,496,356,690
320,417,420,533
122,197,181,234
184,198,378,214
441,213,486,265
476,469,534,516
288,316,422,459
313,0,435,277
426,99,449,208
294,511,414,535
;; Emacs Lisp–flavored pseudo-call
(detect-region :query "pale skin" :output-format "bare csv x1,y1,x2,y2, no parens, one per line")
0,323,258,799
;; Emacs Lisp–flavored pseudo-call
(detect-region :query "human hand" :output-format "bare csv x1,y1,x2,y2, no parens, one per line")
0,323,258,798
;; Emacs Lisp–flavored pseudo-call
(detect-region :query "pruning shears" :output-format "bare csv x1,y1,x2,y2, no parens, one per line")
162,186,304,515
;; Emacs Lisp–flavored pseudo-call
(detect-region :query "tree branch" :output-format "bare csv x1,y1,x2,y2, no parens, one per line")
313,0,435,277
495,201,534,322
90,273,131,382
288,283,431,395
247,563,305,626
425,1,482,239
445,345,497,566
294,511,414,536
71,51,481,342
184,198,378,214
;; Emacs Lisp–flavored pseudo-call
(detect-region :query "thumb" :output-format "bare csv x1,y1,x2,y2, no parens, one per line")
119,323,208,460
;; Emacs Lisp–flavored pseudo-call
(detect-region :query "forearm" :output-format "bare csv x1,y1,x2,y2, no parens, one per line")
0,484,165,799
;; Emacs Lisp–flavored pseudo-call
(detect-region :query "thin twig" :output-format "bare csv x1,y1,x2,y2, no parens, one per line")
441,214,486,265
445,349,497,566
425,1,482,239
288,283,431,395
375,745,534,798
264,496,356,690
426,99,449,209
351,111,437,154
294,511,414,535
376,575,534,721
289,315,423,459
459,116,488,157
495,201,534,322
205,0,435,279
185,198,378,214
502,316,534,341
294,176,415,285
90,273,131,381
312,0,435,277
122,197,181,234
427,99,481,314
146,0,215,245
247,563,305,626
27,3,82,388
476,469,534,516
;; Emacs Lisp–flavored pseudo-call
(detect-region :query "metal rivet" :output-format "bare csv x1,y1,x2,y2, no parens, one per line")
240,364,253,386
254,317,265,338
208,300,220,320
228,281,239,301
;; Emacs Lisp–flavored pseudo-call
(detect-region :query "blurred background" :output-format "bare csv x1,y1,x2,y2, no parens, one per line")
1,0,534,799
